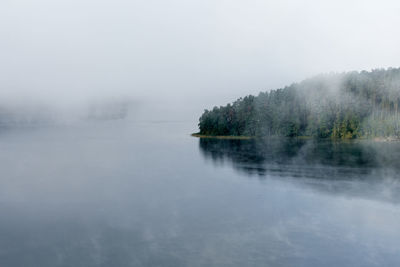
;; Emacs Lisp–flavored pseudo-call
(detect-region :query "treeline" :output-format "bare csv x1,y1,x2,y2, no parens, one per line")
198,68,400,138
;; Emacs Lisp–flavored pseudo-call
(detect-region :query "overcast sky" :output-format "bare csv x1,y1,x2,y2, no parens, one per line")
1,0,400,120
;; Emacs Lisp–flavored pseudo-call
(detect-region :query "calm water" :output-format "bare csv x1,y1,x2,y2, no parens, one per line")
0,120,399,267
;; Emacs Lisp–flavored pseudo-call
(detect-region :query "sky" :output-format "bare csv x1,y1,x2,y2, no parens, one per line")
1,0,400,120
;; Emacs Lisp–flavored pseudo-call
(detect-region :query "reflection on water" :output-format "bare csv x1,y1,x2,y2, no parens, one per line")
199,138,400,203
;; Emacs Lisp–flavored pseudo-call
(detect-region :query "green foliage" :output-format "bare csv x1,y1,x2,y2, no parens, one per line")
198,68,400,139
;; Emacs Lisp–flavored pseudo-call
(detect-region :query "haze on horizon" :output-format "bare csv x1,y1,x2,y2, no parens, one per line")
1,0,400,121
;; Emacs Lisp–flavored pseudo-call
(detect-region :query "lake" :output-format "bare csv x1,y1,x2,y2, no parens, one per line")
0,120,399,267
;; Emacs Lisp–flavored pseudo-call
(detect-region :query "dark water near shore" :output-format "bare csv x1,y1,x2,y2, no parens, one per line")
0,120,399,266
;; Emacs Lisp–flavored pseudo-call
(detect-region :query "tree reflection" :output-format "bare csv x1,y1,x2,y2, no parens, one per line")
199,137,400,179
199,137,400,203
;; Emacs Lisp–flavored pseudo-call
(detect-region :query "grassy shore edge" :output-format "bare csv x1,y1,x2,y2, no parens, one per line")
191,133,400,142
191,133,254,140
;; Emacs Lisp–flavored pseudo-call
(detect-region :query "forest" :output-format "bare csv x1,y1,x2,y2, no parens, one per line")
198,68,400,139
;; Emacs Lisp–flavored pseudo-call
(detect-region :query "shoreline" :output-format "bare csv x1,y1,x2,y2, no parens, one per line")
191,133,254,140
191,133,400,142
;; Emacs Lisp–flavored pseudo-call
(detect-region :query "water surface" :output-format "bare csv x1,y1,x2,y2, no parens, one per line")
0,120,399,266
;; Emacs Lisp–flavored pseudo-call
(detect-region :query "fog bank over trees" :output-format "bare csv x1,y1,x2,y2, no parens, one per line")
0,97,136,127
198,68,400,138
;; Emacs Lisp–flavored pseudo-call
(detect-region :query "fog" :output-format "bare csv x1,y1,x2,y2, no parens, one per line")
1,0,400,121
2,2,400,266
